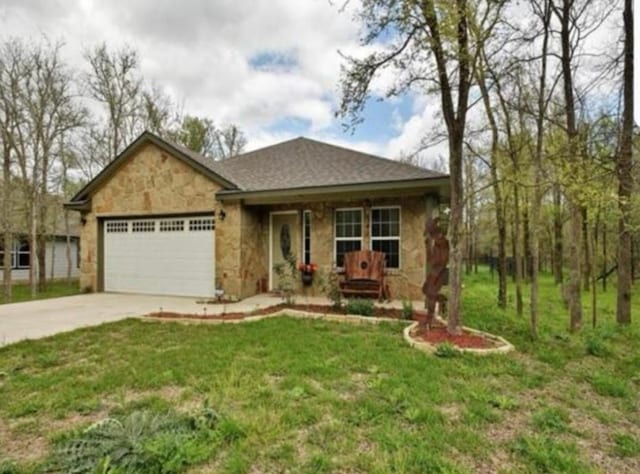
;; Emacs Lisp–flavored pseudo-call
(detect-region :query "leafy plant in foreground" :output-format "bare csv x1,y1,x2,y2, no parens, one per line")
50,407,237,474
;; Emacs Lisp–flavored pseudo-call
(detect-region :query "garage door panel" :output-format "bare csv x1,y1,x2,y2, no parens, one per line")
104,216,215,297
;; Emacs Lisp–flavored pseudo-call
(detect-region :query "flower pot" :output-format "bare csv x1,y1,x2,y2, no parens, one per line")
301,272,313,286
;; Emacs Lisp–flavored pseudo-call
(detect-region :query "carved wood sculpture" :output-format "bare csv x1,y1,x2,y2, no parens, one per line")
339,250,388,300
421,217,450,327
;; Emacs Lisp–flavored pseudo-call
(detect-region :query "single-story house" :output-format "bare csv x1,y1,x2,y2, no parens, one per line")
65,131,449,300
0,233,80,282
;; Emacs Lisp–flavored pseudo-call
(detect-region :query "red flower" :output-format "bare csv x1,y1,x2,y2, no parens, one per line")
298,263,318,274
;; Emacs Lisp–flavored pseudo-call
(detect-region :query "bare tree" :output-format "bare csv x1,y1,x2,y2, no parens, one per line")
616,0,633,324
84,43,142,161
338,0,504,335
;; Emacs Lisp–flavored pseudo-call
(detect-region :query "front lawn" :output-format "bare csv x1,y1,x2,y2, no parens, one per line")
1,280,80,305
0,268,639,473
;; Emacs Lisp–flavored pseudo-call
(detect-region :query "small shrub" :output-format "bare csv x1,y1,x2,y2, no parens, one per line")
434,342,459,358
532,407,570,433
401,299,414,320
585,334,611,357
317,269,342,310
613,433,640,457
345,298,375,316
272,254,298,305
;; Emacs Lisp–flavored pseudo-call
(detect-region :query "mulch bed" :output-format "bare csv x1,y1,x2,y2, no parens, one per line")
410,323,495,349
147,304,497,350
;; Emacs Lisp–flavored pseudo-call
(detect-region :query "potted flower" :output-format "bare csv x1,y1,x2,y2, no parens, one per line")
297,262,318,286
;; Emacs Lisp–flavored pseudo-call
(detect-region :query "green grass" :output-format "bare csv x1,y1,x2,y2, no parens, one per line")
0,267,638,473
1,280,80,305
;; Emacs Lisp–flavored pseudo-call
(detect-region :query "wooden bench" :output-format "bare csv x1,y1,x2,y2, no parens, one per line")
339,250,388,300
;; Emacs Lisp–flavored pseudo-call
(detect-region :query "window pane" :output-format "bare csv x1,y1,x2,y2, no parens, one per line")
371,208,399,237
336,240,361,267
335,210,362,238
304,212,311,265
372,239,399,269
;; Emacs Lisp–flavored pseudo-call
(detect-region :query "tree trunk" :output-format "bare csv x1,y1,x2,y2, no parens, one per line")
37,233,46,291
2,140,12,303
447,131,465,336
566,201,583,331
602,217,607,291
511,186,523,317
530,0,551,340
616,0,633,325
553,184,564,283
523,197,531,281
555,0,583,331
582,207,591,291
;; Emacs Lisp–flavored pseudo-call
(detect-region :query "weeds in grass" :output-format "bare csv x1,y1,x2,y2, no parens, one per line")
511,435,588,473
613,433,640,457
532,407,571,433
434,342,459,358
489,395,519,411
589,372,629,398
0,460,18,474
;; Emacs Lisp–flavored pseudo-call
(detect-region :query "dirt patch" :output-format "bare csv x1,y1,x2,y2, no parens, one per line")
410,323,497,349
147,303,407,321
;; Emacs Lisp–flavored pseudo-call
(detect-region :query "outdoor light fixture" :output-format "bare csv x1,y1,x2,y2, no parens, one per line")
219,209,226,221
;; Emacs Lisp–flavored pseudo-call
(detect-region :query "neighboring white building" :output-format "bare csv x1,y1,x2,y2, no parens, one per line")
0,236,80,282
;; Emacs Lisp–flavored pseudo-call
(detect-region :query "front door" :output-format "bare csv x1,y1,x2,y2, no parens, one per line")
270,212,299,290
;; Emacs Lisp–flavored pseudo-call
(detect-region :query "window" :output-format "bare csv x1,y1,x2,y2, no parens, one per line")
189,218,215,231
132,221,155,232
302,211,311,265
0,241,29,269
16,240,30,269
106,221,128,233
371,207,400,269
159,219,184,232
335,208,362,267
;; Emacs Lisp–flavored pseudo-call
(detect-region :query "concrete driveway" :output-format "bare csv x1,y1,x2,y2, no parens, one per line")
0,292,283,347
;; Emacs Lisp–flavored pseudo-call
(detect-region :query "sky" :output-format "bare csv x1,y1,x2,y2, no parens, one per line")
0,0,632,168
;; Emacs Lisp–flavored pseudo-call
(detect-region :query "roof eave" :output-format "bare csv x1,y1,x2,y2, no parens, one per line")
216,176,450,205
63,199,91,211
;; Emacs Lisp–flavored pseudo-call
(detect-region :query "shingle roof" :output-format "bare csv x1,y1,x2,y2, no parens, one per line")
213,137,445,191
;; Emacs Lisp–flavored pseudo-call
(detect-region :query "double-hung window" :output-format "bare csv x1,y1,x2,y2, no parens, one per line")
334,208,362,267
371,207,400,269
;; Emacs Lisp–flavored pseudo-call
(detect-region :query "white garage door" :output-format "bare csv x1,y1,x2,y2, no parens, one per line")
104,216,215,297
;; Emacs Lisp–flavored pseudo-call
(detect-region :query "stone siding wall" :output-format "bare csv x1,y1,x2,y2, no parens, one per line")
79,143,239,294
262,195,427,300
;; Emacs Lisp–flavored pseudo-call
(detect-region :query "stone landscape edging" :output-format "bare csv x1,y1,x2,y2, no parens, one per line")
144,308,516,355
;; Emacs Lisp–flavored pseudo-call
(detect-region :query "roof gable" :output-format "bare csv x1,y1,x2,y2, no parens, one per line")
69,131,238,203
214,137,446,192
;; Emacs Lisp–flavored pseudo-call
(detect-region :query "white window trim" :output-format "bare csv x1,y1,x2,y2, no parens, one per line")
370,205,401,269
302,210,312,265
334,207,363,269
